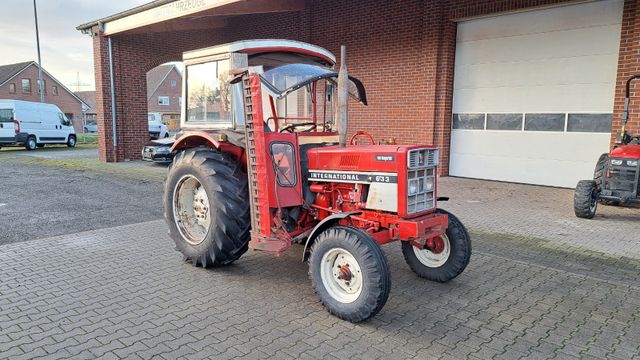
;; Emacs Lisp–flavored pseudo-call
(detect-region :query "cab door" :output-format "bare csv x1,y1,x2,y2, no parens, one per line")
265,132,304,208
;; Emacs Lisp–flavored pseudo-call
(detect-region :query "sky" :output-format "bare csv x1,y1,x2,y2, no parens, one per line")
1,0,148,91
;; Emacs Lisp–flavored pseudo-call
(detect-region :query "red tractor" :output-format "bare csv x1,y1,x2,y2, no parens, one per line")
574,75,640,219
164,40,471,322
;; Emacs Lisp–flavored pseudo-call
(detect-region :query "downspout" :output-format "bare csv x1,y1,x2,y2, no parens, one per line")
107,36,117,155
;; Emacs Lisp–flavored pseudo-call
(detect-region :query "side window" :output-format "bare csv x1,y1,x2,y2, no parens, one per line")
158,96,170,105
185,59,232,126
9,83,16,94
58,113,71,127
171,79,177,87
270,142,297,187
0,109,13,123
52,86,58,96
22,79,31,93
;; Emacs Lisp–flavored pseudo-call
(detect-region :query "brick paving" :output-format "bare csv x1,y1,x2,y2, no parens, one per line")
1,177,639,359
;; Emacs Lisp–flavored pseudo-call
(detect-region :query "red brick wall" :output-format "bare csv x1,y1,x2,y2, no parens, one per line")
0,63,85,132
147,67,182,114
92,0,637,166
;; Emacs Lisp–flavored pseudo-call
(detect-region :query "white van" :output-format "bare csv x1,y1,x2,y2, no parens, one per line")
0,100,76,150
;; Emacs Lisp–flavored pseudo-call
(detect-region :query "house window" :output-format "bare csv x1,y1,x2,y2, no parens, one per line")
22,79,31,93
37,79,46,94
9,83,16,93
158,96,170,106
52,85,58,96
171,79,177,87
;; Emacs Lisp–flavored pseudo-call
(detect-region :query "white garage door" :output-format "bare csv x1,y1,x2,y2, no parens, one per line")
450,0,623,188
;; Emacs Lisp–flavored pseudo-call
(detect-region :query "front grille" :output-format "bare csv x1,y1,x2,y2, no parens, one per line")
606,158,639,193
407,148,438,214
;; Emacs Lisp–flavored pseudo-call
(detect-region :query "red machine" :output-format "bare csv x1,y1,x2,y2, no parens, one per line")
574,75,640,218
164,40,471,322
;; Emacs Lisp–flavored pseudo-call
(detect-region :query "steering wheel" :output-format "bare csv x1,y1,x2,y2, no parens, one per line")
349,131,375,145
280,122,317,133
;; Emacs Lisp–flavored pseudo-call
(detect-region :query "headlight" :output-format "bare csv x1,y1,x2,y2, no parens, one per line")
628,160,639,167
425,177,434,191
611,159,623,166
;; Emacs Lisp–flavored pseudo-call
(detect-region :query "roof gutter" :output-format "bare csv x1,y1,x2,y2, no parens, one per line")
77,0,176,33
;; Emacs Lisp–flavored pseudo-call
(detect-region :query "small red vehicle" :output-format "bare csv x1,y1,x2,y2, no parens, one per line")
164,40,471,322
574,75,640,218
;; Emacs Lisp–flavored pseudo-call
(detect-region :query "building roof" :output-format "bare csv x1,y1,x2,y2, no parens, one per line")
75,91,96,113
0,61,34,86
146,64,179,100
0,61,89,108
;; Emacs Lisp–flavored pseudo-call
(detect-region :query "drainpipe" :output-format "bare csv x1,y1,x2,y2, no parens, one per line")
107,35,117,156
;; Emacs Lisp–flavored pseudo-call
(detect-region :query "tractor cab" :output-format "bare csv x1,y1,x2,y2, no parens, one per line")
165,40,471,323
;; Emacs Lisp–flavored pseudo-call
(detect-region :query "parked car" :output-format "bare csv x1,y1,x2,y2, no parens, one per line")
148,114,169,139
0,100,76,150
83,123,98,133
142,137,174,163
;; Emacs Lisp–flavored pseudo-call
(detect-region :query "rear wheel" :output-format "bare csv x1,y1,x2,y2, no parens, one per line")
309,226,391,323
67,135,76,148
402,209,471,282
574,180,598,219
25,136,36,151
164,149,250,267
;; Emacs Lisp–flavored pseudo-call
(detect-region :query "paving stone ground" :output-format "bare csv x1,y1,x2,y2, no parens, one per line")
1,175,639,359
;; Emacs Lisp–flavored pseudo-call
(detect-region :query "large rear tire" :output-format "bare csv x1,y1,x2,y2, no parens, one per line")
574,180,598,219
164,149,250,267
309,226,391,323
401,209,471,282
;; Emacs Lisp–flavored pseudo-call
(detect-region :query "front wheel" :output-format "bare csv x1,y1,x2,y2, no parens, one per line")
67,135,76,148
309,226,391,323
401,209,471,282
574,180,598,219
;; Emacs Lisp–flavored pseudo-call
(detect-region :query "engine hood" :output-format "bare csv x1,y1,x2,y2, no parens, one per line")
307,145,427,173
610,144,640,159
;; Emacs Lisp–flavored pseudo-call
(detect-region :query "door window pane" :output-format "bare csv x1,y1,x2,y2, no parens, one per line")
486,113,523,130
0,109,13,122
567,114,613,133
270,142,297,187
524,113,565,132
453,114,484,129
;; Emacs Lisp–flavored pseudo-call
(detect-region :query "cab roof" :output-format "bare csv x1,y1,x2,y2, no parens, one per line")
183,39,336,66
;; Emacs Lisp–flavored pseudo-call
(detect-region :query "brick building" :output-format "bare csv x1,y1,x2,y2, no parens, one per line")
147,64,182,131
0,61,88,133
77,0,640,188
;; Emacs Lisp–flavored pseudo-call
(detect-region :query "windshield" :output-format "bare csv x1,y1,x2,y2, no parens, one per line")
260,63,367,105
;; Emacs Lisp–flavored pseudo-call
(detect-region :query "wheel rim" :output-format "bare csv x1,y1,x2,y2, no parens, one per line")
320,248,363,304
29,139,35,148
70,137,76,146
413,235,451,268
173,175,211,245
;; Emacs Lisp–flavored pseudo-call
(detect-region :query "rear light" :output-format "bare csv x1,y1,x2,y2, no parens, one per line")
13,120,20,134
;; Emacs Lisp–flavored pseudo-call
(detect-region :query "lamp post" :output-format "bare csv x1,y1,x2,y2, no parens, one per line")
33,0,44,103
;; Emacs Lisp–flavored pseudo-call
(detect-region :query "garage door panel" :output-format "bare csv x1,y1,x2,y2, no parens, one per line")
450,131,611,187
455,54,619,91
455,25,622,66
454,84,616,113
457,0,623,42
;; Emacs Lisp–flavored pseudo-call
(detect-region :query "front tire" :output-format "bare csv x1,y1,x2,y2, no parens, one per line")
574,180,598,219
67,135,76,148
309,226,391,323
164,149,250,267
401,209,471,283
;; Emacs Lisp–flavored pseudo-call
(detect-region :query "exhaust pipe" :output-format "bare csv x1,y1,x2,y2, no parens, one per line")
338,45,348,147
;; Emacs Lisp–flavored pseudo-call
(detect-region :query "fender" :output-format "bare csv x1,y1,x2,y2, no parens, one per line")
302,211,360,262
170,131,245,166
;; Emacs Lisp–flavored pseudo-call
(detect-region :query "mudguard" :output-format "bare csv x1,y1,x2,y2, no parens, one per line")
302,211,360,262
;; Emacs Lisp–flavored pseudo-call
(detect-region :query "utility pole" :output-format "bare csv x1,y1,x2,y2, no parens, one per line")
33,0,44,103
